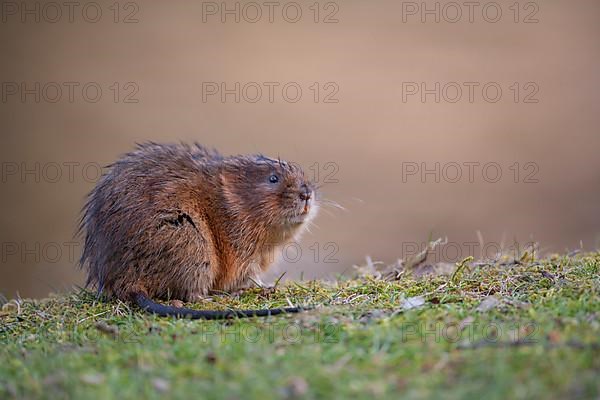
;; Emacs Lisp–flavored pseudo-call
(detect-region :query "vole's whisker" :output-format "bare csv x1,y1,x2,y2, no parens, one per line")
308,221,320,230
317,198,347,212
318,207,336,218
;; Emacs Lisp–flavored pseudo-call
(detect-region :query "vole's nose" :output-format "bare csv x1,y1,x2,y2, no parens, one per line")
299,192,311,201
299,184,311,201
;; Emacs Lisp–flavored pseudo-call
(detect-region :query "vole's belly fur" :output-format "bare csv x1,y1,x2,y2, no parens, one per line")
81,143,313,303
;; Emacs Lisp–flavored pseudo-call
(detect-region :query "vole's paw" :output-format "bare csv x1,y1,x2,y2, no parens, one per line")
170,299,184,308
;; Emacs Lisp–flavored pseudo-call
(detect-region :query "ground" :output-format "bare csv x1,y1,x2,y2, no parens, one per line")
1,252,599,399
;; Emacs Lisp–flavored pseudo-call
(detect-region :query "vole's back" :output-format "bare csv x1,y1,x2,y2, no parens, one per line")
79,143,221,301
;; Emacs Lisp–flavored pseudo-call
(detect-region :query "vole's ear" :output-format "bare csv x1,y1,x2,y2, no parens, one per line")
287,161,305,178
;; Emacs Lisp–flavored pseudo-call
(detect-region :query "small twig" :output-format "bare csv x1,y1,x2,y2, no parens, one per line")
452,256,474,284
247,277,263,288
77,310,109,324
285,297,295,308
273,272,287,289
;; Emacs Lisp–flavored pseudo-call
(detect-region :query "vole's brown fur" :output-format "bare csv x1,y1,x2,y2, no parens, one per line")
79,143,317,317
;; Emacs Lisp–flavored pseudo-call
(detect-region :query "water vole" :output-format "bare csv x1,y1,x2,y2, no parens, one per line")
79,142,318,318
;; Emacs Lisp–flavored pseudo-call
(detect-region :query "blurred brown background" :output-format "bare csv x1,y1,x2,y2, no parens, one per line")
1,0,599,299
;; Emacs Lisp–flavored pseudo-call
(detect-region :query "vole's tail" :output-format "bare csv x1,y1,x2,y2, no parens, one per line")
133,292,305,319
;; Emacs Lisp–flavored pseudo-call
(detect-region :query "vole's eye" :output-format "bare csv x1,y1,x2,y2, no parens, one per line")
269,174,279,184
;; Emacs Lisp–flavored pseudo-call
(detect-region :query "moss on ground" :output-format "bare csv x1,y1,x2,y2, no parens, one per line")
1,252,599,399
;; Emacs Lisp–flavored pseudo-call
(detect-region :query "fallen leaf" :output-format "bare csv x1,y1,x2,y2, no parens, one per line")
94,321,118,338
358,310,387,323
282,377,308,398
80,373,105,385
476,296,499,312
401,296,426,310
405,237,447,270
152,378,170,393
459,316,475,330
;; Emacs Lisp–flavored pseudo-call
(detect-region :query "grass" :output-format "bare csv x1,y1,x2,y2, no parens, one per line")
1,251,599,399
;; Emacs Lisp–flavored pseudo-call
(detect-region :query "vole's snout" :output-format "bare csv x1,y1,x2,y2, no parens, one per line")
299,184,312,201
298,183,314,216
